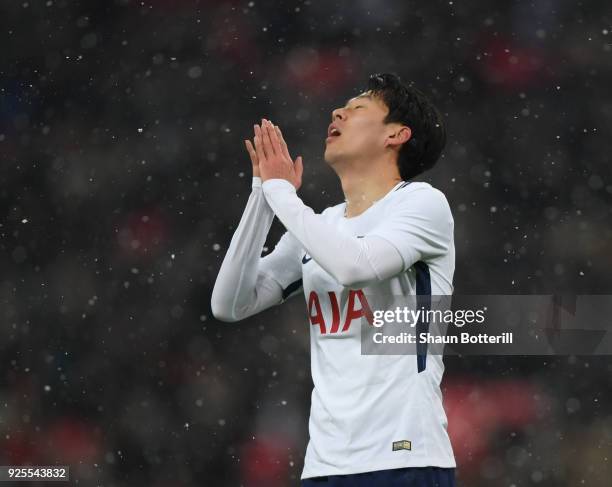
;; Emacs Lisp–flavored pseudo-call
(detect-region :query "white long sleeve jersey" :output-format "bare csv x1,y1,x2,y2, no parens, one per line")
211,177,456,479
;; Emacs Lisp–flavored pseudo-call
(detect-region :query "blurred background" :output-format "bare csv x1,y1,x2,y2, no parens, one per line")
1,0,611,485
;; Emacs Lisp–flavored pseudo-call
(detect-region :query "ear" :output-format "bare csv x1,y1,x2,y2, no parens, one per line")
385,126,412,148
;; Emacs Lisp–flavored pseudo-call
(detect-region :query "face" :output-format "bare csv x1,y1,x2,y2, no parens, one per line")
324,90,396,167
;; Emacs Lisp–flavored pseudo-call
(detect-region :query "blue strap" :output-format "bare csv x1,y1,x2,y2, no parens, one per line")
413,261,431,373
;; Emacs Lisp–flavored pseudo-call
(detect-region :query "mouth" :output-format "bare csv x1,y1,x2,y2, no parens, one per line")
326,127,342,142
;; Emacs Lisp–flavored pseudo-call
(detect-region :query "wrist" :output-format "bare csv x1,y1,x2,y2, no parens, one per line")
262,178,297,193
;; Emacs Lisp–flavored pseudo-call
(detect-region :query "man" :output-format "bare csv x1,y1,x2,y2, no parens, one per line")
211,73,455,486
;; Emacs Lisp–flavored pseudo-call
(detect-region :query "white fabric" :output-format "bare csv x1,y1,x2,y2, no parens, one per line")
211,177,297,322
212,176,456,478
261,179,405,289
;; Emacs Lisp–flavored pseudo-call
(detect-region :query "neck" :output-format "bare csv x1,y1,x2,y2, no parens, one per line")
335,156,403,218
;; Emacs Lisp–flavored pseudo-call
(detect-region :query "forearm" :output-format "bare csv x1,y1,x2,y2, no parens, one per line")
262,179,403,288
211,177,281,321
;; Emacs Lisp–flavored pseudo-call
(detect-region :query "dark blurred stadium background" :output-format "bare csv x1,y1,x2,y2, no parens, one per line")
1,1,611,486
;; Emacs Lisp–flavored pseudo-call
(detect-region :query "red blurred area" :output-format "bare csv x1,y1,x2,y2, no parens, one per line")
116,208,168,258
283,49,356,98
240,435,293,487
477,36,552,90
444,377,545,477
44,418,100,465
2,431,39,465
1,418,100,467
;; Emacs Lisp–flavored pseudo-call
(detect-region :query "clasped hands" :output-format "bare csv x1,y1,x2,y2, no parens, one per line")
244,119,303,190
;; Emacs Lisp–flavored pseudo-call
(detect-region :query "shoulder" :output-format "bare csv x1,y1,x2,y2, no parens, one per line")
390,181,449,205
321,201,346,218
386,181,453,221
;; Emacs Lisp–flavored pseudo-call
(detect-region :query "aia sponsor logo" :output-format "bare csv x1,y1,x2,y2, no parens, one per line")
308,290,373,334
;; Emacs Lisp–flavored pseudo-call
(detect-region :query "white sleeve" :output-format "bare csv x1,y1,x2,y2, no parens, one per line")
261,178,405,289
367,186,454,272
211,177,303,322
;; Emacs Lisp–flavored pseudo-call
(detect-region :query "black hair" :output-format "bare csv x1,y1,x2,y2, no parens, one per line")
366,72,446,181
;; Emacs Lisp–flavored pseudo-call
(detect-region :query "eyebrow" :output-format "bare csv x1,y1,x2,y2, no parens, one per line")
344,94,372,108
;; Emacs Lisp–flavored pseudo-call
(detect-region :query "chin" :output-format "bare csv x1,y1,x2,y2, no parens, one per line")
326,152,356,170
323,150,338,166
324,145,342,165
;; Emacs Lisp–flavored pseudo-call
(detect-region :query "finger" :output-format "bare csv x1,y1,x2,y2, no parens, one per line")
275,125,292,161
295,156,304,182
244,139,258,165
267,120,283,156
260,119,275,159
246,139,261,177
253,124,266,163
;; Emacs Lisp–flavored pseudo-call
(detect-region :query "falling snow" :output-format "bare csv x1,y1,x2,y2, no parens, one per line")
1,1,610,486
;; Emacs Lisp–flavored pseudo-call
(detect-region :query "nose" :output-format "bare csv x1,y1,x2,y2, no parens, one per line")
331,107,345,121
